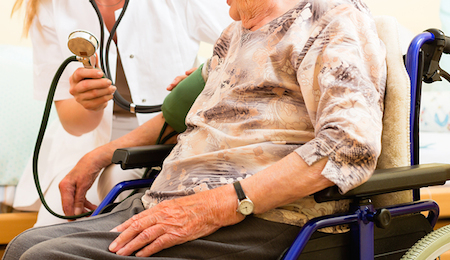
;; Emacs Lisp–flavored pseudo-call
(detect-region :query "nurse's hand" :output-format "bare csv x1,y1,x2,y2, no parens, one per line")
59,145,112,217
69,67,116,111
166,67,197,91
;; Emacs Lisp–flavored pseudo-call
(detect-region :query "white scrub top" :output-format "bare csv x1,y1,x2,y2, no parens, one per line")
13,0,232,209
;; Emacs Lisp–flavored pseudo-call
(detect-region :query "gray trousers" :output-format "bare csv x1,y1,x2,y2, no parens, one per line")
3,194,303,260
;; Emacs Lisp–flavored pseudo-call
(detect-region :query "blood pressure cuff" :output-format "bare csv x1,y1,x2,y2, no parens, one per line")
161,63,205,133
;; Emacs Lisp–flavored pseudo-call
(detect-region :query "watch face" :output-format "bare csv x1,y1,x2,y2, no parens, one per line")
239,199,254,215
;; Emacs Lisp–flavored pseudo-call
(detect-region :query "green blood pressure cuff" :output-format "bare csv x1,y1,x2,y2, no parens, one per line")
161,63,205,133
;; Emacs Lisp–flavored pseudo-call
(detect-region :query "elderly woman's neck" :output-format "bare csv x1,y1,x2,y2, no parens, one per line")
241,0,299,31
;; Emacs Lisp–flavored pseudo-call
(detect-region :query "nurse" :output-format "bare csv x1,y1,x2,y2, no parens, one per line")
11,0,231,226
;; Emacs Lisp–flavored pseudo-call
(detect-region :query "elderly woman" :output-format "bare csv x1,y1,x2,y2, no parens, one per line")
3,0,386,259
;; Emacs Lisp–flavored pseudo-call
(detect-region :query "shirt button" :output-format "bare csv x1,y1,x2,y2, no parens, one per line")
130,54,135,58
142,99,146,103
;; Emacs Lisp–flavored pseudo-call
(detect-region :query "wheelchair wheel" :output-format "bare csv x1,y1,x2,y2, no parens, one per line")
401,224,450,260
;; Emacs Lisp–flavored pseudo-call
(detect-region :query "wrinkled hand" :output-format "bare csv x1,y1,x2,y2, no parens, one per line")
109,185,242,257
59,147,111,217
69,67,116,111
166,67,197,91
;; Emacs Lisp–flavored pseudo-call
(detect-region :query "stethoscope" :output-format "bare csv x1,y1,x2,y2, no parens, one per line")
71,0,162,113
34,0,161,219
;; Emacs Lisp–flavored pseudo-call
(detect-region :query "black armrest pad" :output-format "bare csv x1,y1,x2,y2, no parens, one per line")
111,144,176,170
314,163,450,203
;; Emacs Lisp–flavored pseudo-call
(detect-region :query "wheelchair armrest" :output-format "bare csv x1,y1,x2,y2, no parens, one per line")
314,163,450,203
111,144,176,170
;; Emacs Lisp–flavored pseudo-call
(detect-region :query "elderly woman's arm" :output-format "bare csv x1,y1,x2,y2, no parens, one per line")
108,153,331,257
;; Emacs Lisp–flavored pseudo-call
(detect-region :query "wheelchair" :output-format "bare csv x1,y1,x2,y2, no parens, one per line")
92,17,450,260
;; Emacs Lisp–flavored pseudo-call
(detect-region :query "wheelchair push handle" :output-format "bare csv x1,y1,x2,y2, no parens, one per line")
410,29,450,85
443,34,450,54
427,29,450,55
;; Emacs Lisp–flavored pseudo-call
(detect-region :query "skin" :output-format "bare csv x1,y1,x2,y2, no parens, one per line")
60,0,335,257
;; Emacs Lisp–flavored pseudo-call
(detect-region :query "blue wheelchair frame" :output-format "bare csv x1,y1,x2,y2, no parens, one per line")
93,31,450,260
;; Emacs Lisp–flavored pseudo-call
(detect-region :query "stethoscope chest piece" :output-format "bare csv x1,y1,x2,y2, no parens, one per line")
68,30,99,58
68,30,99,68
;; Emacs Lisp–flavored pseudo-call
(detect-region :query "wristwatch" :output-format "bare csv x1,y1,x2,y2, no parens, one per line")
233,181,254,216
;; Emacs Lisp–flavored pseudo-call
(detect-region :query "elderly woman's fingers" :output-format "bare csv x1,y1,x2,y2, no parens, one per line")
109,211,159,253
115,224,167,256
110,208,148,233
109,196,212,256
134,234,181,257
109,185,243,257
110,206,198,257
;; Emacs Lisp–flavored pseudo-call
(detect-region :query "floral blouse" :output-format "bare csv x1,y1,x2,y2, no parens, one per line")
142,0,386,232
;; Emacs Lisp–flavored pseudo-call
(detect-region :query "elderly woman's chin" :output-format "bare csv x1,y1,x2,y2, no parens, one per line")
227,5,240,21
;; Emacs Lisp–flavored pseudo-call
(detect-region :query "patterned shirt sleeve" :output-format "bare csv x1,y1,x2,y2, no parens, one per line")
294,4,387,193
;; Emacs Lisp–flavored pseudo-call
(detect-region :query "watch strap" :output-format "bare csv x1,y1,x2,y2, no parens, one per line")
233,181,246,201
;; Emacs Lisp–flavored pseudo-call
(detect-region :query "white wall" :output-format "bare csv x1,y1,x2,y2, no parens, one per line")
365,0,442,34
0,0,31,46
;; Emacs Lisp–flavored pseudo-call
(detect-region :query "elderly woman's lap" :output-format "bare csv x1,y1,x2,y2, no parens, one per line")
4,194,145,259
3,193,302,260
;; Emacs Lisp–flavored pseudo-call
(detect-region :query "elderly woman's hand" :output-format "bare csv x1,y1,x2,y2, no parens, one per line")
108,184,243,257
